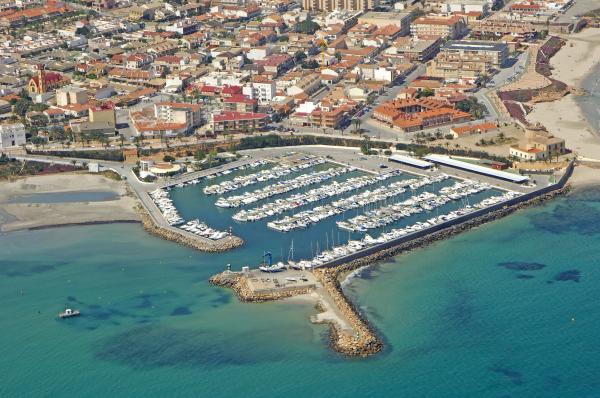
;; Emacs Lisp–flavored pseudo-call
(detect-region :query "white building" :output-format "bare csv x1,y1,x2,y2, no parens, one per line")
56,86,88,107
243,81,277,104
0,123,26,149
444,0,491,14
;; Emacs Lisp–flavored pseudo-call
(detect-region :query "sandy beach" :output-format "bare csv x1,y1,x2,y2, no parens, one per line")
527,28,600,185
0,173,140,232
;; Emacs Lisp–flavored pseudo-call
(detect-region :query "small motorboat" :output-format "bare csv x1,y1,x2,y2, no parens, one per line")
58,308,80,319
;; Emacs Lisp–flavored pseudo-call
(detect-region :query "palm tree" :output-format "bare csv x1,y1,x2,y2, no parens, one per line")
352,118,362,134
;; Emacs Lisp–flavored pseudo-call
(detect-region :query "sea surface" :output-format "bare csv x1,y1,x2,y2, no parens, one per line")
1,185,600,397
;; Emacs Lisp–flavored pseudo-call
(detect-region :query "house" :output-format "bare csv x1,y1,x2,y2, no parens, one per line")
286,74,321,97
210,111,269,133
509,124,566,161
450,122,498,138
108,67,155,84
125,53,153,69
223,94,258,112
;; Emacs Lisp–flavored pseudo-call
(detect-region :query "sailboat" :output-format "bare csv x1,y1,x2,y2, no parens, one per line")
287,240,300,269
258,251,285,273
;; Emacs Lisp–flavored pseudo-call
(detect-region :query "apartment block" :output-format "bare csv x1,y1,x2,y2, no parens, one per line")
410,15,467,39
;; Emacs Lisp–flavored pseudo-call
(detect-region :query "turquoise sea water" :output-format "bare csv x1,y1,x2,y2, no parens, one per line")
1,187,600,397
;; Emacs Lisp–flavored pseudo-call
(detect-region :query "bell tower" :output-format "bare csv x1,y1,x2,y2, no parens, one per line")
37,64,46,94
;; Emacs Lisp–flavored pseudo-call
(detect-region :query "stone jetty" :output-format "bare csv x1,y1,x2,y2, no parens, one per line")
312,268,383,357
140,211,243,253
209,271,313,301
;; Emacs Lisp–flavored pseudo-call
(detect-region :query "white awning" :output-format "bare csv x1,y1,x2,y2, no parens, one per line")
424,155,529,183
389,154,433,169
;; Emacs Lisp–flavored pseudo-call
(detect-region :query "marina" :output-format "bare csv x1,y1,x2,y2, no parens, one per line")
203,157,325,195
231,169,404,222
336,180,493,233
138,145,574,278
266,174,451,232
215,165,354,209
150,145,571,355
162,146,560,270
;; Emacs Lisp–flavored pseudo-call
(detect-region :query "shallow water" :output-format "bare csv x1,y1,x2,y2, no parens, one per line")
576,63,600,135
1,185,599,397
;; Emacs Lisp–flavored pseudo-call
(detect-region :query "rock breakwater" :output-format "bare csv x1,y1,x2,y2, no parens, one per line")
140,212,243,253
312,268,383,357
209,271,313,301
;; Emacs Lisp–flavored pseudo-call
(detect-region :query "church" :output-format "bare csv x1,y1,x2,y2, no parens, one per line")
28,64,70,94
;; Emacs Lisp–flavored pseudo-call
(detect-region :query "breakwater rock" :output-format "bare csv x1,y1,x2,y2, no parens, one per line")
312,269,383,357
140,212,243,253
209,271,313,302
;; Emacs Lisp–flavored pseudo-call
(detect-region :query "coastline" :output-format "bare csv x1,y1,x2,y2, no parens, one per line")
0,173,140,232
527,28,600,162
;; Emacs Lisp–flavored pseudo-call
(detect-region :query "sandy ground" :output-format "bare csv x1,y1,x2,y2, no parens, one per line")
287,291,354,332
550,28,600,87
570,164,600,188
0,173,140,232
527,28,600,185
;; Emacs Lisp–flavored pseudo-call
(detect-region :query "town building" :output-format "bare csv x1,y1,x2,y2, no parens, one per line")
426,40,508,82
302,0,379,12
443,0,491,14
209,111,269,133
0,122,26,149
56,86,88,107
410,15,467,40
28,64,70,94
357,11,412,35
154,102,203,130
383,37,443,63
89,103,116,128
372,97,471,132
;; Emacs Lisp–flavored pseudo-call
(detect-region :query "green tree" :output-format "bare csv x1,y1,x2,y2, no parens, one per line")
14,99,31,117
352,118,362,133
296,20,320,34
30,136,47,149
194,150,206,161
294,50,307,62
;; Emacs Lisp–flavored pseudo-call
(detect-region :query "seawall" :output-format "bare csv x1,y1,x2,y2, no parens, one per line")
140,211,244,253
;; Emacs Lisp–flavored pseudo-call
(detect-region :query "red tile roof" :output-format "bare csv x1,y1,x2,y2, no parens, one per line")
212,111,268,122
